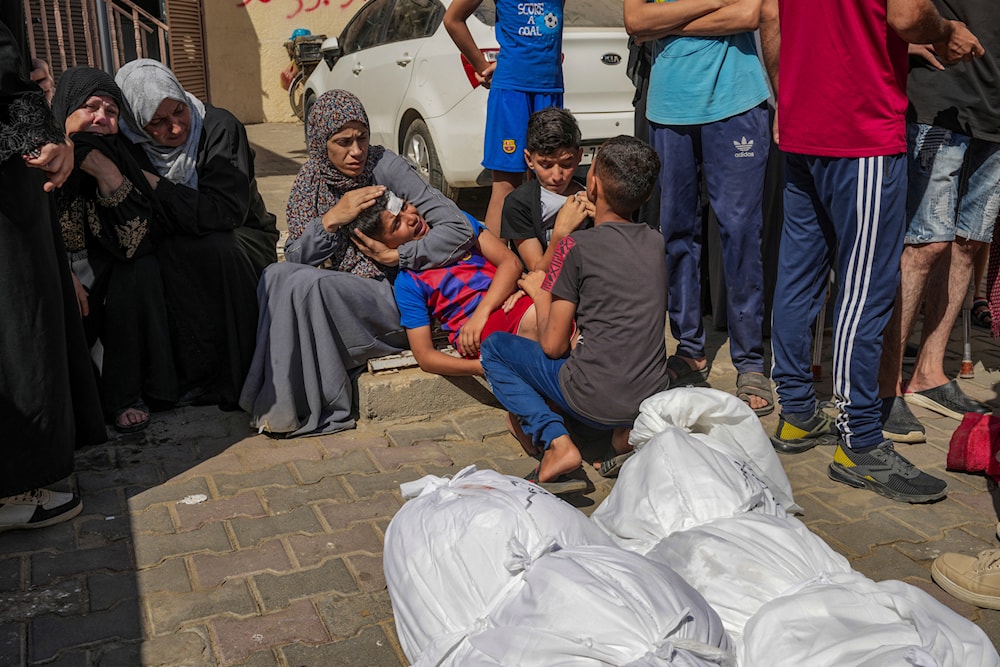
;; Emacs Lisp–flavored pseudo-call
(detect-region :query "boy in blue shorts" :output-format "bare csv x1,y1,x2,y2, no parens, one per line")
480,136,669,486
501,107,593,272
444,0,565,238
349,191,537,377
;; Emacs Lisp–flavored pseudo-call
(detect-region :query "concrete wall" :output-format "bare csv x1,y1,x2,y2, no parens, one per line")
202,0,361,124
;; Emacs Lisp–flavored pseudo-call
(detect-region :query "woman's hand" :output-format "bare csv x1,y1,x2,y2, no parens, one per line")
80,150,125,196
71,271,89,317
321,184,386,232
352,228,400,266
25,139,74,192
457,309,490,358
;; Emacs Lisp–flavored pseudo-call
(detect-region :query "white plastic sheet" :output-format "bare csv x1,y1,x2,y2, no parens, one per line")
741,573,1000,667
384,466,613,663
628,388,798,512
418,545,735,667
645,513,852,638
592,427,785,554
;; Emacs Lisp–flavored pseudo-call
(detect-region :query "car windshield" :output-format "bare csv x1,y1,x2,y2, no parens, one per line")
472,0,624,28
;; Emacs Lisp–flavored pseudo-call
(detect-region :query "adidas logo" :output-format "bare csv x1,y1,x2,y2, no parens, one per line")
733,136,755,158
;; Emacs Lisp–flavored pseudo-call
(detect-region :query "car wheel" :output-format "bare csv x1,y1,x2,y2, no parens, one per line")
402,119,456,200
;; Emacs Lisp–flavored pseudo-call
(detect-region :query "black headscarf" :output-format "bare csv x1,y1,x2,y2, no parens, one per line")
51,66,125,124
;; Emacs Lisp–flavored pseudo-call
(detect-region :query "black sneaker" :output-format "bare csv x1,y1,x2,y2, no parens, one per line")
828,440,946,503
880,396,926,443
0,488,82,532
905,380,990,421
770,406,841,453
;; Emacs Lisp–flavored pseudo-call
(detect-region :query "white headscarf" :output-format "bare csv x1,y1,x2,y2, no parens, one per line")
115,58,205,188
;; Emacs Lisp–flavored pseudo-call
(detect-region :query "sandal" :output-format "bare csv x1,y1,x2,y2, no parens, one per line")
524,466,587,495
112,401,150,434
666,355,710,387
736,372,775,417
972,299,992,330
597,449,635,478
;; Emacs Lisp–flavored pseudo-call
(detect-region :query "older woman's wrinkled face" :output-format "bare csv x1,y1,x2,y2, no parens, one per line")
326,120,370,177
145,98,191,147
65,95,119,136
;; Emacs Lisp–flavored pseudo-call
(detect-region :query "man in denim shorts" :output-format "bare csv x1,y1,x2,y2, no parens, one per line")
878,6,998,441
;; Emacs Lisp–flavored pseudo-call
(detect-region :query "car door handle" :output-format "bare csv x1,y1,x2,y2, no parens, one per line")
396,54,413,67
352,63,363,75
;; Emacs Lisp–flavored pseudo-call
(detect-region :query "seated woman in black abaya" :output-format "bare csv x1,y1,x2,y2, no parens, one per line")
53,66,177,433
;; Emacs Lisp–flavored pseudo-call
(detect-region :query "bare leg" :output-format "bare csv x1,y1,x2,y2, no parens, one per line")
505,411,539,458
878,242,949,397
538,433,583,482
909,238,982,392
484,170,523,238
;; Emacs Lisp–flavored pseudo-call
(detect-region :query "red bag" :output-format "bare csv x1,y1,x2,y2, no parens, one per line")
947,412,1000,482
279,63,297,91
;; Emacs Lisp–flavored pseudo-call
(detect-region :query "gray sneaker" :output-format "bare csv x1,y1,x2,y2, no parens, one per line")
905,381,990,420
828,440,946,503
880,396,925,443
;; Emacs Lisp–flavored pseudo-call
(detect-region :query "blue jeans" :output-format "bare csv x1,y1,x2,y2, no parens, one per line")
480,333,617,450
905,123,1000,244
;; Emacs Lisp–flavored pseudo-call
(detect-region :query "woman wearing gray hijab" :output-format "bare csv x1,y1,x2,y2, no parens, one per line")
115,59,278,409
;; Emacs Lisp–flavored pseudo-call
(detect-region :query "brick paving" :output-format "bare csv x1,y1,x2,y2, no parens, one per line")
3,124,998,665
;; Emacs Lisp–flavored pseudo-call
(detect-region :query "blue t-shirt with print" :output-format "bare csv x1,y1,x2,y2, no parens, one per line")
490,0,564,92
646,20,768,125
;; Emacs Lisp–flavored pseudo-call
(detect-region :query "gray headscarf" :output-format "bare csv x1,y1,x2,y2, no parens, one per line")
115,58,205,188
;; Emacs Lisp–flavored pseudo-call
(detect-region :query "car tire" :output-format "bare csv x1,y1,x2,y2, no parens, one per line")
402,118,456,200
302,92,315,145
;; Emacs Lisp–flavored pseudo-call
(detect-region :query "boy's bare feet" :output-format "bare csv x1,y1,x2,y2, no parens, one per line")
538,434,583,482
505,412,539,458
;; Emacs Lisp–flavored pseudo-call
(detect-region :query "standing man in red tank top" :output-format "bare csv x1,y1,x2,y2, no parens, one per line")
768,0,983,503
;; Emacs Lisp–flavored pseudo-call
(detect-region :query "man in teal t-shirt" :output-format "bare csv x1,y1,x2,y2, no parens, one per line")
624,0,778,417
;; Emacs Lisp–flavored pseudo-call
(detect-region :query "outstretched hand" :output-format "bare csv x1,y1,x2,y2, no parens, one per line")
25,139,74,192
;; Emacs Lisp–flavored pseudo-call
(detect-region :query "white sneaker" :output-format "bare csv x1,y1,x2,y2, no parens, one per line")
0,488,82,532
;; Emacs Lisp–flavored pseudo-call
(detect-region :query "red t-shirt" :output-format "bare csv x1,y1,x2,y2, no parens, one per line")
778,0,909,158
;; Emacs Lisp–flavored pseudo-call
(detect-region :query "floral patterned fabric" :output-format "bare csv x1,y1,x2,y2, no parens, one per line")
284,90,388,280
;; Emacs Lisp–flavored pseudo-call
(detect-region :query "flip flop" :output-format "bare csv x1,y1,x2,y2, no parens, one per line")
597,449,635,478
112,401,150,434
666,355,710,387
524,466,587,495
736,372,775,417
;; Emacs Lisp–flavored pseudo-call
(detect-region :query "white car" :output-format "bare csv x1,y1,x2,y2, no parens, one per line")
303,0,634,197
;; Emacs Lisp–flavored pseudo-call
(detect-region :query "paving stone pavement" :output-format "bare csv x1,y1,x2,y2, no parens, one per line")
3,124,998,665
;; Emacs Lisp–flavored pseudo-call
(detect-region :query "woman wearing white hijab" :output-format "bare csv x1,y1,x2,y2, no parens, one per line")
115,59,278,409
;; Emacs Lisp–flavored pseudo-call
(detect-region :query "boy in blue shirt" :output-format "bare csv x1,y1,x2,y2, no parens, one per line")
444,0,565,239
350,191,537,377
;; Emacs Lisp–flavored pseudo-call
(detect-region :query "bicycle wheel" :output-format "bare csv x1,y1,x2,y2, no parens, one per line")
288,71,307,121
